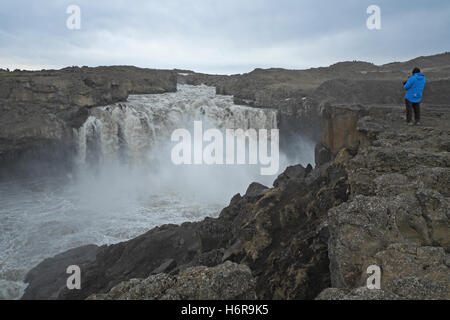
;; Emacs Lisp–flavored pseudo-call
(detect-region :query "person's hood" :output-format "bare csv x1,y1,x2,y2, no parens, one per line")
414,73,425,81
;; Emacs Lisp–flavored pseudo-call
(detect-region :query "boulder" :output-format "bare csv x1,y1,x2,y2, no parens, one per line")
87,261,256,300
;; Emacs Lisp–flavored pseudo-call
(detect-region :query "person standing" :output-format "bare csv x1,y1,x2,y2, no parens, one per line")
403,67,426,125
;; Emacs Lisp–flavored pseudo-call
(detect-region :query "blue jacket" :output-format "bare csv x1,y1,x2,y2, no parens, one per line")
404,73,426,103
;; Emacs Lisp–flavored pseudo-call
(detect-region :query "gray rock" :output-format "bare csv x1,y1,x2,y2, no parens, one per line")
314,142,332,167
22,245,99,300
0,66,177,178
273,164,307,188
316,287,401,300
386,277,449,300
244,182,270,198
151,259,177,275
325,103,450,300
19,54,450,301
87,261,256,300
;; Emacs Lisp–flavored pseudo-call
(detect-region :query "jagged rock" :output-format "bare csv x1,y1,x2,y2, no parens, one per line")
23,102,450,301
151,259,177,275
0,67,177,178
22,245,99,300
386,277,449,300
334,148,352,166
244,182,270,199
314,142,332,167
18,54,450,301
326,105,450,300
184,54,450,148
317,276,449,300
221,240,242,262
22,159,348,300
350,146,450,174
321,104,368,154
328,193,449,290
22,222,208,300
87,261,256,300
273,164,307,188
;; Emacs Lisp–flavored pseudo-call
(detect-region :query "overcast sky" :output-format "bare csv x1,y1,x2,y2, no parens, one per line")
1,0,449,74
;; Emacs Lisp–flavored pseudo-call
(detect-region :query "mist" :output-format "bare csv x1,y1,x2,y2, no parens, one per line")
0,84,316,300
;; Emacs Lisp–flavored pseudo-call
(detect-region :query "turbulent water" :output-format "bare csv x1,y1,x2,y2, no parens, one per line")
0,85,314,299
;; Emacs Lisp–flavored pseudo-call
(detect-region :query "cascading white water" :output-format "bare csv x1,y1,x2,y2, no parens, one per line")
74,84,278,168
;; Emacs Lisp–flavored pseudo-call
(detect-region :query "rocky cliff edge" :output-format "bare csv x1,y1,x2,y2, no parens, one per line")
22,101,449,300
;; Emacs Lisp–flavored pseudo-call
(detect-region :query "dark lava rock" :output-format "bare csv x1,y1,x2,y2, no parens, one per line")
0,66,177,178
22,160,349,300
314,142,332,167
22,245,99,300
87,261,256,300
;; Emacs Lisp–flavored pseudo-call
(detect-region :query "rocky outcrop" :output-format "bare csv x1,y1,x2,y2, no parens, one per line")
6,60,402,177
319,104,450,300
316,278,448,300
320,104,368,154
181,53,450,107
22,245,99,300
17,53,450,300
181,53,450,147
0,66,177,178
316,287,401,300
22,153,348,300
87,261,256,300
22,101,450,301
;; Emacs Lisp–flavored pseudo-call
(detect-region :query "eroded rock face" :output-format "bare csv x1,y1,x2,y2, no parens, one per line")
21,101,450,301
0,67,177,178
22,157,348,300
223,163,348,300
182,53,450,147
322,105,450,300
316,287,401,300
182,53,450,109
87,261,256,300
16,54,450,300
321,104,368,154
22,245,99,300
316,277,449,301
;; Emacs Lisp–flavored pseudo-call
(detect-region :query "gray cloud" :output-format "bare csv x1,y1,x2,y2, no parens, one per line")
1,0,449,74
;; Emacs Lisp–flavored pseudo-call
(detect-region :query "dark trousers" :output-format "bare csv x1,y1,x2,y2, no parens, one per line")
405,99,420,123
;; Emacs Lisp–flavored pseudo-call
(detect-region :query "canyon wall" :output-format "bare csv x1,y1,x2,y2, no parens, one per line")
22,101,449,300
3,53,449,178
182,53,450,156
0,67,177,178
318,104,450,300
4,52,450,300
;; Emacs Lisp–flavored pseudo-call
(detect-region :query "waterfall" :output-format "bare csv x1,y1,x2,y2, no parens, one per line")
76,85,278,168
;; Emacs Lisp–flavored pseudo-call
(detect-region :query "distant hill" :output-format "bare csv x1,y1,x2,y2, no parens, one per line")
182,52,450,104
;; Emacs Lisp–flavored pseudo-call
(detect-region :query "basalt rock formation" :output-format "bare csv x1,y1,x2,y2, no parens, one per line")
3,54,449,179
182,53,450,147
22,101,449,300
320,105,450,300
0,66,177,178
22,160,349,300
182,53,450,107
16,53,450,300
87,261,256,300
